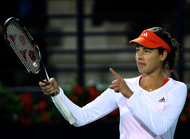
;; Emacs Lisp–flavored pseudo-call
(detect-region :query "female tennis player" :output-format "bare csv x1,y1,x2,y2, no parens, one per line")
39,27,187,139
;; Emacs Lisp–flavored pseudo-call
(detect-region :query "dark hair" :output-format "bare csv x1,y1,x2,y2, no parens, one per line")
148,27,179,80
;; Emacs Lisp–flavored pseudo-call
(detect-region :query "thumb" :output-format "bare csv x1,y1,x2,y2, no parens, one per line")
49,78,56,85
110,68,122,80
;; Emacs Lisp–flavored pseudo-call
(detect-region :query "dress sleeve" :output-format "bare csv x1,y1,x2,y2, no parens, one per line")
127,82,187,135
52,88,118,127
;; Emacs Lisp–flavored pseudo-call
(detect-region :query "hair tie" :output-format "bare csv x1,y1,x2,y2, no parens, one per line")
170,70,174,73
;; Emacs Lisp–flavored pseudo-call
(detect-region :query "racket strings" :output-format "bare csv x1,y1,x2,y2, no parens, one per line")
6,21,41,74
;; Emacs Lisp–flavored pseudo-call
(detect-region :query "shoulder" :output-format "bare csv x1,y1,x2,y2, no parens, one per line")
162,79,188,109
169,79,187,90
166,79,187,101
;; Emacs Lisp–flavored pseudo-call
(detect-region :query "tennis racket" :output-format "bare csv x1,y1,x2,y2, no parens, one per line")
3,17,76,125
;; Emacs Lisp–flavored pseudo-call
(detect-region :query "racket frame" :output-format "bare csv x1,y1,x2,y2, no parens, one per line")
3,17,76,124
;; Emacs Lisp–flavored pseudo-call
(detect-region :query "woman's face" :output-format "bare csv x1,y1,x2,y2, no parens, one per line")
135,45,167,75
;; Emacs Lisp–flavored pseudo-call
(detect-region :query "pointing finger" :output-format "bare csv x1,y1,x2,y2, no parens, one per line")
110,68,122,80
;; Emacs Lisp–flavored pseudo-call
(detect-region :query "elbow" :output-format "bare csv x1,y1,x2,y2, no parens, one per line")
72,122,82,127
73,123,85,127
152,123,170,136
154,130,166,136
72,120,86,127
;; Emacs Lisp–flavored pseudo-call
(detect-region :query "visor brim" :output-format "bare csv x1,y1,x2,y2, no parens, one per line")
129,37,160,49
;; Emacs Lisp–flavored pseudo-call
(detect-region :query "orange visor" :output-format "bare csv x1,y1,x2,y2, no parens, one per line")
129,30,171,53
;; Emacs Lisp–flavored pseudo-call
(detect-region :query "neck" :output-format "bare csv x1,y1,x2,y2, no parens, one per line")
140,70,166,92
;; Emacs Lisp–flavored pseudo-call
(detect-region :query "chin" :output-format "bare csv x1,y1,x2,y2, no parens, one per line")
137,67,144,73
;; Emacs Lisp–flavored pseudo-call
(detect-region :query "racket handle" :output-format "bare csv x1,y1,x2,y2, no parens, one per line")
53,94,76,125
43,76,76,124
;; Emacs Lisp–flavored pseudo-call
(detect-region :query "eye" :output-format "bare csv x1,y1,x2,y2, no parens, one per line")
136,48,139,53
144,49,151,53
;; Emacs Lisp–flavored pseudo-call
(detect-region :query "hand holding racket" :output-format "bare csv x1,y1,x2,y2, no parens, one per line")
3,17,76,124
39,78,60,96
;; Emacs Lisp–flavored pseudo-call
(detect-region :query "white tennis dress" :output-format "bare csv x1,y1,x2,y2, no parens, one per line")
52,76,187,139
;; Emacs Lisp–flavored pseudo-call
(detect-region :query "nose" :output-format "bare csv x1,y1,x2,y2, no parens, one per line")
136,51,143,59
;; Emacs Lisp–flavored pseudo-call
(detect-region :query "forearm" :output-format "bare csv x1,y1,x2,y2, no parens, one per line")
127,87,187,135
51,88,87,126
52,88,118,127
127,93,168,135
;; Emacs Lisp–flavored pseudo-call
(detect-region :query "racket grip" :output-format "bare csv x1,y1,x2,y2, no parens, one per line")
53,94,76,125
51,91,59,96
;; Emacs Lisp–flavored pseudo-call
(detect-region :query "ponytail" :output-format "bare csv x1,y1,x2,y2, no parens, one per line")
165,35,179,80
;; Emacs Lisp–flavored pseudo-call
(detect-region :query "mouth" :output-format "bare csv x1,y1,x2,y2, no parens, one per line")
137,62,146,66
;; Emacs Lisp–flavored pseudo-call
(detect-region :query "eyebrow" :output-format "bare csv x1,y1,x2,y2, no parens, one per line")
143,47,155,50
136,46,155,50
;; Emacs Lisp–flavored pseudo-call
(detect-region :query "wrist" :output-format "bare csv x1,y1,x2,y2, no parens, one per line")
123,86,133,98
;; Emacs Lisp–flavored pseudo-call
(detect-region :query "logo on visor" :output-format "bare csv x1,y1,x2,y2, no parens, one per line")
142,32,148,37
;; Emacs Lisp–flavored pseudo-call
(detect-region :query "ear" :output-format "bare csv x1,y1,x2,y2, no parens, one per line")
160,50,168,62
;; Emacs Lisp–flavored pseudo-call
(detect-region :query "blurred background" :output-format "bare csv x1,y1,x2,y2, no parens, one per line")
0,0,190,138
